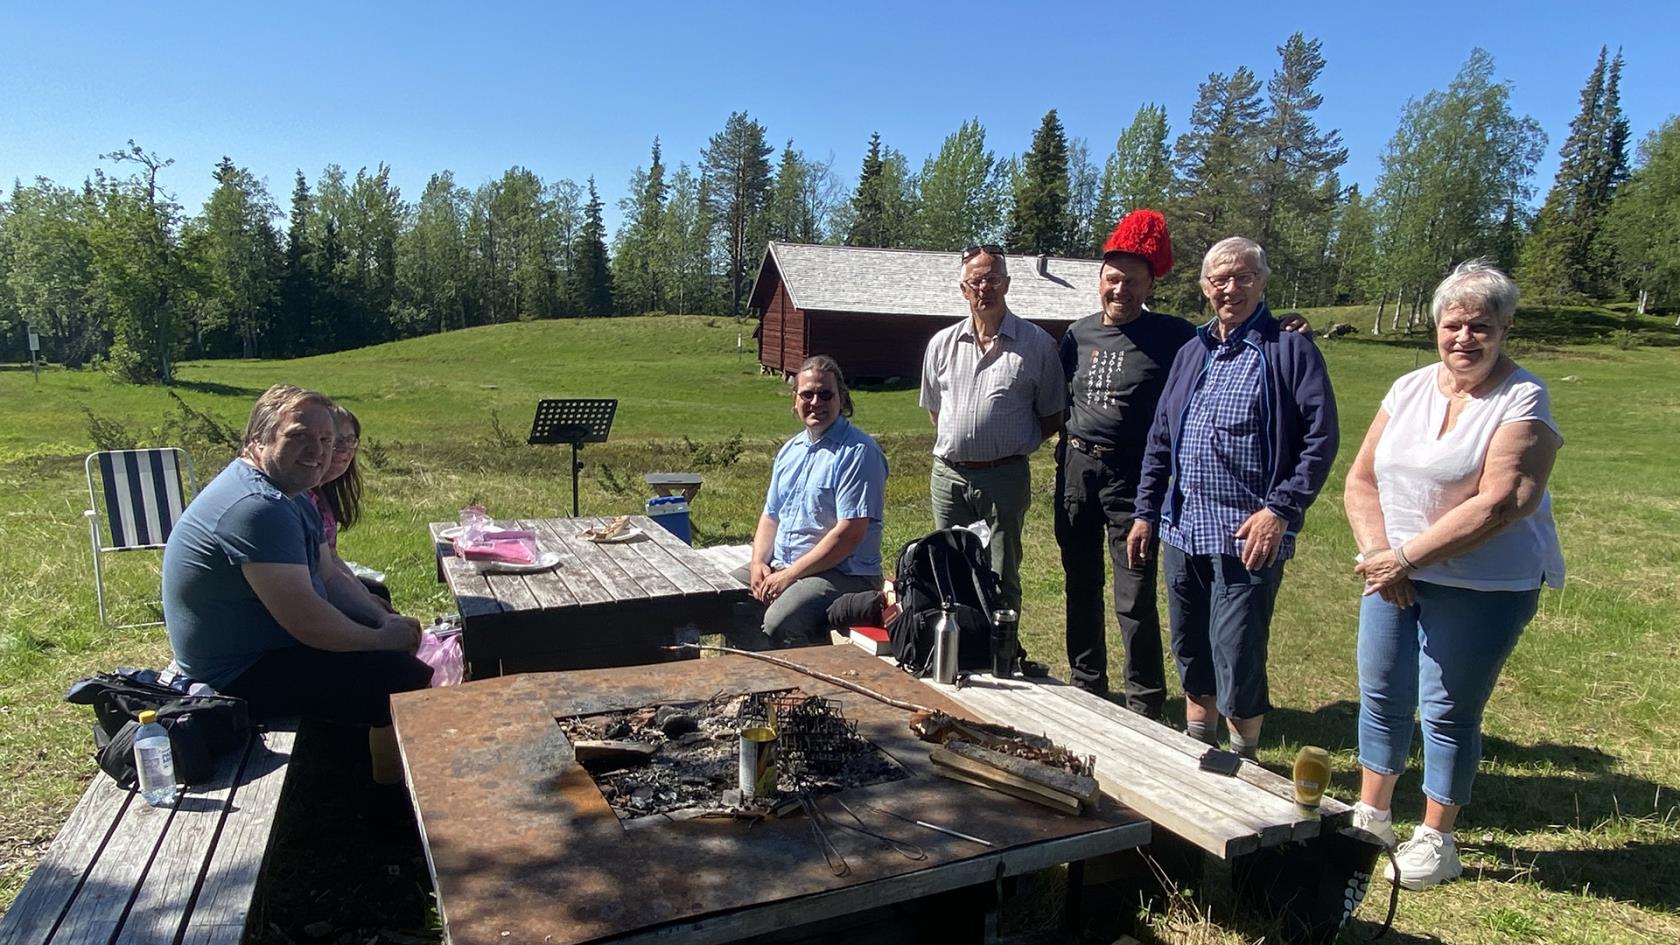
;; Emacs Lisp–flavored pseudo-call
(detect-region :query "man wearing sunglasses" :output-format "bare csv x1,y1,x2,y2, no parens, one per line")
920,244,1065,616
739,355,888,648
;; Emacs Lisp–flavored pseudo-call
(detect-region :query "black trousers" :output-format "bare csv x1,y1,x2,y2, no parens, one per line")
1054,441,1165,718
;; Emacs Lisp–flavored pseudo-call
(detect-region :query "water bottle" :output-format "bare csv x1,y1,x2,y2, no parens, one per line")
930,608,960,685
134,710,178,808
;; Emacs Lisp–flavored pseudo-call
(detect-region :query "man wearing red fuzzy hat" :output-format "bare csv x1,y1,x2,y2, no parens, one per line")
1054,209,1192,717
1058,212,1310,719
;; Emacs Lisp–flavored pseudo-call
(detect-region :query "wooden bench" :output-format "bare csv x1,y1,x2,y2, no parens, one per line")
692,543,752,587
925,675,1351,860
643,472,703,501
0,726,298,945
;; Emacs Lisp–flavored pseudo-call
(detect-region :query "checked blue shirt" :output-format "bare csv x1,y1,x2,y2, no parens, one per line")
1160,315,1296,561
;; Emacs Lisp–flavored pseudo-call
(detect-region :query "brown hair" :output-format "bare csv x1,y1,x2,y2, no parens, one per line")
797,355,854,418
318,404,364,532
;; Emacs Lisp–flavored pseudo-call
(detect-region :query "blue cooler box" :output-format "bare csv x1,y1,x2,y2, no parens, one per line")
645,495,692,544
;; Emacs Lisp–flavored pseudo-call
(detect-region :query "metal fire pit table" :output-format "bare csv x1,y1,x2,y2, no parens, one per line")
391,645,1150,945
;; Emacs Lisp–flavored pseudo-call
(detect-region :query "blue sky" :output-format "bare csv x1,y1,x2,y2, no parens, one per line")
3,1,1675,236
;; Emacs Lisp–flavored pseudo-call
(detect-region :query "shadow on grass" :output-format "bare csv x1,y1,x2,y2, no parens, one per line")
170,379,268,398
1268,701,1680,911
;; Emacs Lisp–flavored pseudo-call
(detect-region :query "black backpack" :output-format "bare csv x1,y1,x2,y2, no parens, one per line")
887,527,1004,675
65,671,252,788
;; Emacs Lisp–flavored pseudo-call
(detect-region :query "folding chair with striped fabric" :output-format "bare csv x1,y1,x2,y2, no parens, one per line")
84,448,198,628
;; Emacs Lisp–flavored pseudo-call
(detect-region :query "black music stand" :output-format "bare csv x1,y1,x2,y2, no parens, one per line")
528,399,618,516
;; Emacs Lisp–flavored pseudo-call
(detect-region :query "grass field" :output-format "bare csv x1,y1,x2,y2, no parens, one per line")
2,310,1677,943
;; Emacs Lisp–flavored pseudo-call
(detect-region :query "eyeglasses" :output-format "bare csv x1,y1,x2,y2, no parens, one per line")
796,389,836,403
963,275,1007,291
333,437,359,453
961,244,1005,262
1205,271,1259,290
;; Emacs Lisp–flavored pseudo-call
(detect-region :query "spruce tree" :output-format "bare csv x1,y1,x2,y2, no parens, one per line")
567,178,614,316
280,171,313,355
1005,110,1071,256
1518,47,1631,300
847,133,888,246
612,139,667,314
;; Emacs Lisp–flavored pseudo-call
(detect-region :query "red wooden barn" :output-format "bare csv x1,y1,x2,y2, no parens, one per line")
749,241,1105,381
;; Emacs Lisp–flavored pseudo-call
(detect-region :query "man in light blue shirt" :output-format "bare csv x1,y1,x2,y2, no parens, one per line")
741,355,888,648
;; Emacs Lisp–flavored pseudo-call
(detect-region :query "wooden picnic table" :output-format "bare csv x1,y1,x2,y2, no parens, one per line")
430,515,750,679
390,646,1150,945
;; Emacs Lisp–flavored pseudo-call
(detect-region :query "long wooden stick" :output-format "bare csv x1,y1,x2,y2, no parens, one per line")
667,643,933,714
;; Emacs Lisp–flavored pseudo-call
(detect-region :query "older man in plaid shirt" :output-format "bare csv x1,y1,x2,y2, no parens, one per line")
1129,237,1339,758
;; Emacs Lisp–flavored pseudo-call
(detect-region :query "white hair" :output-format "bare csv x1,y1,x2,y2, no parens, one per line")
1200,237,1271,281
1431,258,1518,326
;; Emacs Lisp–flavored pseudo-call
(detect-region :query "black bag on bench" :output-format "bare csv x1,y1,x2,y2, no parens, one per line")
66,671,251,789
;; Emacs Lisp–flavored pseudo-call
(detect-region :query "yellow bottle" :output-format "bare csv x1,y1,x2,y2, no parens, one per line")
1292,745,1331,818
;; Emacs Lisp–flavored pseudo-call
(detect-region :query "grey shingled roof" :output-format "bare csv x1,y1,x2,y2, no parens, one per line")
759,241,1103,321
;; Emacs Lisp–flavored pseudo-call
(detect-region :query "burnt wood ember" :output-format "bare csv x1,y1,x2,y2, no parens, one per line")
557,689,906,820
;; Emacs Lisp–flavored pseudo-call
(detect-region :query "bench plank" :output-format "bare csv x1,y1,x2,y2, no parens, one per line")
178,728,297,945
0,776,132,945
932,677,1337,858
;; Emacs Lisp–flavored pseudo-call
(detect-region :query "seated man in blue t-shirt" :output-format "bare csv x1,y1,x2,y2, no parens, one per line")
163,384,430,783
737,356,889,648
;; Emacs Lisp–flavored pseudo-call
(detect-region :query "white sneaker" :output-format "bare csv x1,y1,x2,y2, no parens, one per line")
1350,802,1396,849
1386,824,1463,890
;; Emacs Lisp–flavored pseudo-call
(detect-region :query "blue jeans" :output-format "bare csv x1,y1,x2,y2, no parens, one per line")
1357,581,1539,807
1162,544,1285,720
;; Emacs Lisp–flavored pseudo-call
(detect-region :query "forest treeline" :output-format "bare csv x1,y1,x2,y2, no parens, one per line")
2,38,1676,382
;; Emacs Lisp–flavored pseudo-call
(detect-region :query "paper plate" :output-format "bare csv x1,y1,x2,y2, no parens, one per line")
473,550,562,574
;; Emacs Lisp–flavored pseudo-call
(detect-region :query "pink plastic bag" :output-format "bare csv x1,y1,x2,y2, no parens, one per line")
417,631,464,687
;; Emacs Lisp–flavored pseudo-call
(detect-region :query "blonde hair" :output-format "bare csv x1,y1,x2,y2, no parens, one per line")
242,384,333,451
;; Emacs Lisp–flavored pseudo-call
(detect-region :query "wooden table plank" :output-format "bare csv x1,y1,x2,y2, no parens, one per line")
634,516,746,593
576,517,685,598
0,775,132,945
177,728,297,945
539,518,646,602
522,519,615,607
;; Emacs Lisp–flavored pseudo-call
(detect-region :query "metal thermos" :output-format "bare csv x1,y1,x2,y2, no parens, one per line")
990,609,1019,677
930,609,960,684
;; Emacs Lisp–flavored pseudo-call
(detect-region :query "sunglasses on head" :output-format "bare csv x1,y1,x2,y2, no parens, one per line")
796,389,836,402
960,243,1006,262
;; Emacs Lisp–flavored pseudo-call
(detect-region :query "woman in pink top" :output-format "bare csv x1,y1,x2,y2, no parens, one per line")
1342,260,1563,890
311,405,391,607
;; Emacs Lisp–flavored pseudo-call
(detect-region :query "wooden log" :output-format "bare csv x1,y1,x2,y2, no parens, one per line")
929,745,1090,815
930,765,1082,816
941,741,1100,808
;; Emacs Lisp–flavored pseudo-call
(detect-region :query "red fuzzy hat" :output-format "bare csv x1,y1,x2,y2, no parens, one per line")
1101,209,1173,278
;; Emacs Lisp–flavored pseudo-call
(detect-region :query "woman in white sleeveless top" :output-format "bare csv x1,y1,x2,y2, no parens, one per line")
1342,260,1564,890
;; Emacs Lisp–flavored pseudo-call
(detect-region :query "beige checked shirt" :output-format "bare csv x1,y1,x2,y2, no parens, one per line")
920,310,1066,463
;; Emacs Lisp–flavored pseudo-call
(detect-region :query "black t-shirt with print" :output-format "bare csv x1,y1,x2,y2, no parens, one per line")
1059,309,1198,468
